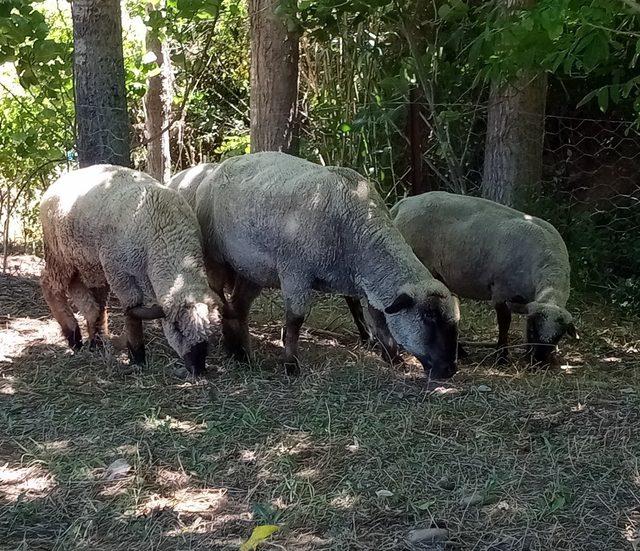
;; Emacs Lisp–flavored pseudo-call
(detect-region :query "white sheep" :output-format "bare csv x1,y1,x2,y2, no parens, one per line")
183,152,459,378
387,191,577,362
169,163,218,210
40,164,219,375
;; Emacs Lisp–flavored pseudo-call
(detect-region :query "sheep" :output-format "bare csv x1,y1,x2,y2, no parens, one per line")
371,191,577,363
168,163,218,210
39,164,219,375
186,152,460,378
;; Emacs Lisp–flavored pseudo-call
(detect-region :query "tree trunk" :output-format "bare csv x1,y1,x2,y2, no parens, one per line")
249,0,299,154
71,0,131,167
481,0,547,206
144,2,173,183
407,86,429,195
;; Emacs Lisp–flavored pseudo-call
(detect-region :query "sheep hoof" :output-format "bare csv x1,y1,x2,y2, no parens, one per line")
110,333,128,351
65,326,83,351
224,342,251,363
377,343,402,365
127,344,146,365
173,366,195,380
283,359,300,376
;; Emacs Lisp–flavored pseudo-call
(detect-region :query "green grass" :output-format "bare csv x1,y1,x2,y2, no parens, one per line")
1,255,639,550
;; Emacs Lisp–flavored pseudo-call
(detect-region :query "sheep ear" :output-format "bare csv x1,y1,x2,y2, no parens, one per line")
128,304,166,320
385,292,415,315
566,322,579,340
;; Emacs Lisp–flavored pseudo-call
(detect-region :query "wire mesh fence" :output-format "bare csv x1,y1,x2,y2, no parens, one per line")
303,99,640,304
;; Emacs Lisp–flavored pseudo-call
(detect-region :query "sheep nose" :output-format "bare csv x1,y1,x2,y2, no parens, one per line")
417,357,457,380
184,341,208,376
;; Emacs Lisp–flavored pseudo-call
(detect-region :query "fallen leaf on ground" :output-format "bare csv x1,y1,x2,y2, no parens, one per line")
240,525,279,551
407,527,448,543
104,459,131,481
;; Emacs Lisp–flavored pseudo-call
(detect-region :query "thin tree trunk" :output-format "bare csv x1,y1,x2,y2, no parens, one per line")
144,2,173,183
407,86,428,195
249,0,299,154
481,0,547,206
71,0,131,167
2,201,10,273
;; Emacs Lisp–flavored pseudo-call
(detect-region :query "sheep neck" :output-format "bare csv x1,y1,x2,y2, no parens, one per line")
355,224,432,311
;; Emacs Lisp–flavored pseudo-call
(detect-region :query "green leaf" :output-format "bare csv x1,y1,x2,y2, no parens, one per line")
339,122,351,133
610,83,620,104
547,22,563,41
597,87,609,112
549,494,566,512
437,4,451,19
576,89,597,108
582,32,609,71
239,525,279,551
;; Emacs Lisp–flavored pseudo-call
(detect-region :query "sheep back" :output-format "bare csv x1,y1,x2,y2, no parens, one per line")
391,191,571,306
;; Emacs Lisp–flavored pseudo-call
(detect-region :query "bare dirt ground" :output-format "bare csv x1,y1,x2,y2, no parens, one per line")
1,254,639,550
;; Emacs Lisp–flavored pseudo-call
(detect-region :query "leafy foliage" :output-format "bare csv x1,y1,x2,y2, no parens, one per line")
1,0,639,302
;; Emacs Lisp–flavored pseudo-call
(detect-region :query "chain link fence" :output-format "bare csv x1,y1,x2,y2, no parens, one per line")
303,99,640,306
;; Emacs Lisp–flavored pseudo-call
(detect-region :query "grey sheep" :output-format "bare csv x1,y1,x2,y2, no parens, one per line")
40,164,219,375
174,152,460,378
374,191,577,363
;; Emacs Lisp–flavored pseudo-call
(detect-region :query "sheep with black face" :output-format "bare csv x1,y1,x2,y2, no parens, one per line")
40,164,219,375
174,152,460,378
384,191,577,363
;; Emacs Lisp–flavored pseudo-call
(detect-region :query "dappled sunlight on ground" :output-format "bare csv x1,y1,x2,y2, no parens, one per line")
1,254,639,549
135,487,229,516
0,464,56,502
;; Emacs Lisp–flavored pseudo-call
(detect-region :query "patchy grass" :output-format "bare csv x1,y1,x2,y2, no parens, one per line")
1,255,639,550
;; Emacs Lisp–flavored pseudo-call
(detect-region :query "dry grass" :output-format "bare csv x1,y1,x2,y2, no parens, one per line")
1,255,639,550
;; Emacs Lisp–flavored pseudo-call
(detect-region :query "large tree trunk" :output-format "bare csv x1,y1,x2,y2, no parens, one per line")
249,0,299,154
144,3,173,184
481,0,547,206
71,0,130,167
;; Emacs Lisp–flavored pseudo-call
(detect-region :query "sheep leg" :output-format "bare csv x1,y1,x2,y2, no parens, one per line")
365,305,402,364
344,296,372,343
280,282,312,376
222,275,260,361
282,309,305,376
90,286,110,345
205,263,230,305
99,253,146,363
41,267,82,350
124,312,146,365
69,279,110,348
495,302,511,364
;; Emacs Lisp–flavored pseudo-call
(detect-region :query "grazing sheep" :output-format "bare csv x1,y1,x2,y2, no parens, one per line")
385,191,577,363
40,164,219,375
168,163,218,210
189,152,460,378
